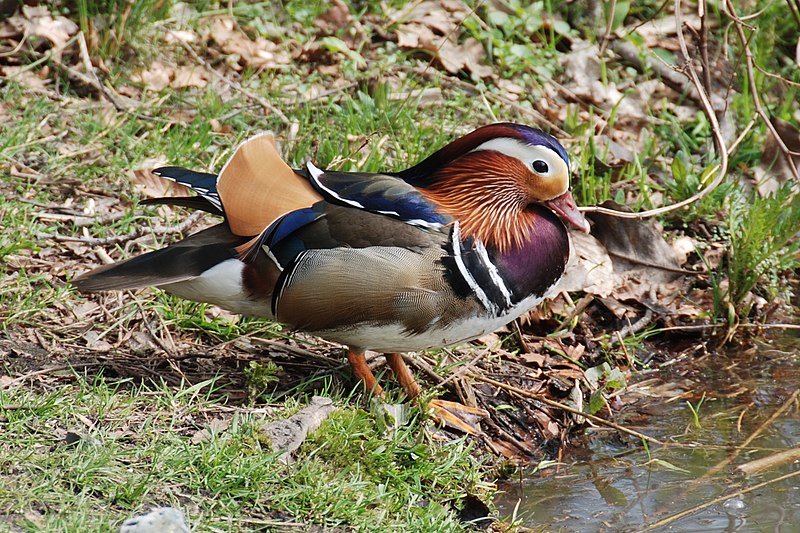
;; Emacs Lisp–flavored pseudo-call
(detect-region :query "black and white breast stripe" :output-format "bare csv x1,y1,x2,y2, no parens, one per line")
447,222,515,315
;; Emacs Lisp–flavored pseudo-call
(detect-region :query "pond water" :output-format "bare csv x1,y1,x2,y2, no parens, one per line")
495,333,800,532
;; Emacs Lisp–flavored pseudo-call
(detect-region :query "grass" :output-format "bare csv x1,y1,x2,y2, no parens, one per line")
2,0,800,530
1,4,509,529
0,376,486,531
717,186,800,325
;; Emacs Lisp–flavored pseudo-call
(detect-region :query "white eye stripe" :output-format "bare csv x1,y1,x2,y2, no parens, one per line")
470,138,568,177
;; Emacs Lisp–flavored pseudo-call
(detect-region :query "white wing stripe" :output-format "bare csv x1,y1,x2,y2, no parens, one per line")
306,162,365,209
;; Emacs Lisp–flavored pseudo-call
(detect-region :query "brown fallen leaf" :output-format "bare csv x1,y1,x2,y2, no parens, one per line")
0,66,49,89
392,0,492,78
209,17,290,70
314,0,355,35
8,5,78,50
552,230,617,297
587,200,686,303
132,60,172,92
561,44,652,126
629,14,702,51
520,352,546,366
547,200,691,322
128,160,190,199
191,418,231,444
169,65,209,89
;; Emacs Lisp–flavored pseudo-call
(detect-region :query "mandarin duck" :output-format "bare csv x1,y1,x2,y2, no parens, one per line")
74,123,589,434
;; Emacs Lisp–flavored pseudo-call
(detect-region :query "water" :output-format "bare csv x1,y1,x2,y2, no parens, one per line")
495,335,800,532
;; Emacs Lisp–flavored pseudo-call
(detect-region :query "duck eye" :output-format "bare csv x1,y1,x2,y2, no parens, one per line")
532,160,549,173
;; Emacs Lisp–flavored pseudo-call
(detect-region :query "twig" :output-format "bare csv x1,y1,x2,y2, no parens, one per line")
736,446,800,476
636,470,800,532
244,337,339,367
701,388,800,478
613,308,655,345
724,0,800,180
652,322,800,335
436,349,489,388
469,373,663,445
784,0,800,27
42,211,205,246
599,0,618,55
1,363,103,390
409,355,451,388
0,33,28,57
76,32,131,112
582,0,731,220
698,0,713,97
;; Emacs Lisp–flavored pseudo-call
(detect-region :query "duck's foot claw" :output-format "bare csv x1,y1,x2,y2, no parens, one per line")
427,399,489,435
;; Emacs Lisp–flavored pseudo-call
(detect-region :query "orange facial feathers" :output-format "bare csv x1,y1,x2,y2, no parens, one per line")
418,151,541,252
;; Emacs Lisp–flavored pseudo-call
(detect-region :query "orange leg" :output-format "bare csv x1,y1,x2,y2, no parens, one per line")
385,353,422,399
385,353,488,435
347,348,383,395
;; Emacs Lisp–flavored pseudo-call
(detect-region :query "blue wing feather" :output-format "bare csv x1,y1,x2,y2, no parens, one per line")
303,167,451,227
242,206,325,265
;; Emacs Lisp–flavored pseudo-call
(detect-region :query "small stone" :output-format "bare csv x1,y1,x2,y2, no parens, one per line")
120,507,190,533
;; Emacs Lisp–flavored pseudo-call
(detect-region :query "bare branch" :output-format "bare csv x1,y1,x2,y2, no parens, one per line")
725,0,800,181
582,0,731,219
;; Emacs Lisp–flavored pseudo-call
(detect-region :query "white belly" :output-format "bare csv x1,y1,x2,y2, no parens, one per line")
160,259,272,318
316,293,545,352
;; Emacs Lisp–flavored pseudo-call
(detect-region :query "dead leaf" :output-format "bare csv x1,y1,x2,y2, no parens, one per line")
128,161,189,199
209,18,290,70
165,29,197,44
314,0,354,34
520,352,546,366
82,330,112,352
0,66,48,89
671,235,695,265
585,200,686,306
532,409,560,438
72,301,100,320
629,14,701,51
561,44,650,124
461,37,493,79
392,1,492,78
132,61,172,92
8,5,78,50
553,230,616,297
170,65,209,89
588,201,682,274
495,78,524,100
191,418,231,444
549,201,688,320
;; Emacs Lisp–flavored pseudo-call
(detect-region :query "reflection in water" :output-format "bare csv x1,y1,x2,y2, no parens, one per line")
495,336,800,532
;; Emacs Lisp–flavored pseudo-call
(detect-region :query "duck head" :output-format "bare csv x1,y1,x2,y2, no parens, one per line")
400,123,590,252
